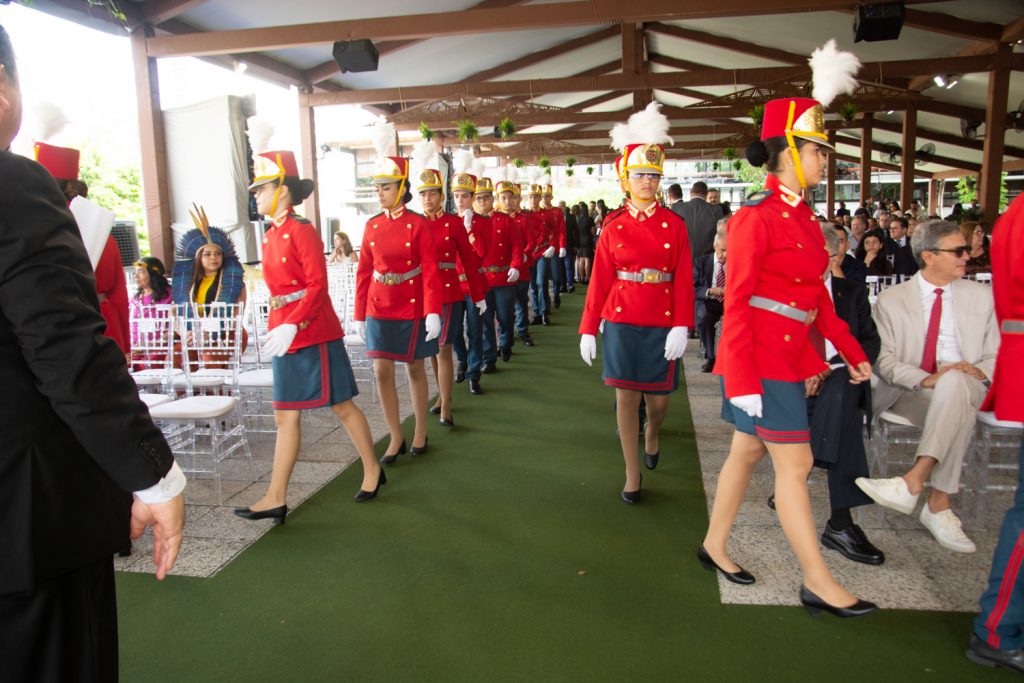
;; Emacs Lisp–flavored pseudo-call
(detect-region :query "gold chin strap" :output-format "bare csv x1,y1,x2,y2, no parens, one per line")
784,100,808,190
392,177,406,210
268,181,284,219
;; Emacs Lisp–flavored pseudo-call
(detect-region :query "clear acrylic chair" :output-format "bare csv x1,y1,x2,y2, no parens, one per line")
128,303,180,405
964,411,1023,527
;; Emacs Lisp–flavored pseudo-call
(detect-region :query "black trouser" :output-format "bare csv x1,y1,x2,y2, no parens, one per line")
696,299,723,360
808,369,873,513
0,557,119,682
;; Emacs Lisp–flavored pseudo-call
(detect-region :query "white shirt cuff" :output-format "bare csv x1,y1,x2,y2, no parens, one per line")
133,461,187,504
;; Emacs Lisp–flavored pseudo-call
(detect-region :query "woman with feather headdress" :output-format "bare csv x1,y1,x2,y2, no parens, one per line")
702,41,877,618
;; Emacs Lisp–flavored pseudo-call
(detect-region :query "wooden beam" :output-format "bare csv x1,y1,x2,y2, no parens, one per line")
130,25,173,265
860,113,872,207
469,25,619,83
871,119,1024,158
897,9,1002,42
143,0,211,26
981,44,1011,224
647,22,803,64
144,0,950,58
622,23,651,110
649,53,717,72
835,134,981,172
901,107,917,210
1002,17,1024,44
834,152,933,179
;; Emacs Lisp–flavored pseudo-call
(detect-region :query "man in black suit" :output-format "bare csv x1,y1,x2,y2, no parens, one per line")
835,200,850,218
885,215,918,277
806,224,884,564
693,222,727,372
835,224,867,284
0,26,184,681
678,181,719,259
666,182,684,217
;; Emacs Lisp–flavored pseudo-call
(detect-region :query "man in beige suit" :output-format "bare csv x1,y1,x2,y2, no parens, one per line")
857,219,999,553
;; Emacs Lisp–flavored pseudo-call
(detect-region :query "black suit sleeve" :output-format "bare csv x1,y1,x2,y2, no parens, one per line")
851,282,881,364
0,154,173,492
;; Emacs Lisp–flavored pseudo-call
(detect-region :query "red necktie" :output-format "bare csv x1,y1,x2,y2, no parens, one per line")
713,262,725,302
920,288,943,373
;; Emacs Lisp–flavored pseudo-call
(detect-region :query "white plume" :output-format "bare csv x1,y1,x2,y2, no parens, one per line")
609,101,672,151
471,157,488,178
528,166,543,183
809,39,861,108
453,148,475,174
370,120,396,158
492,165,508,184
246,117,274,154
410,139,436,174
35,100,69,141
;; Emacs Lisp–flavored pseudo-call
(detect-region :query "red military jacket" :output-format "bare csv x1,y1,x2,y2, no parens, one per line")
545,206,567,250
981,193,1023,420
481,211,526,288
456,210,491,299
715,175,869,399
528,208,555,260
503,209,539,269
579,201,694,335
262,213,344,352
355,206,442,321
424,210,487,304
95,235,129,354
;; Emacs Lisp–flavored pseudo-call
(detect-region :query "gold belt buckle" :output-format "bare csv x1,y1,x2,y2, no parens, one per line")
269,295,283,310
804,308,818,326
382,273,399,285
642,269,660,284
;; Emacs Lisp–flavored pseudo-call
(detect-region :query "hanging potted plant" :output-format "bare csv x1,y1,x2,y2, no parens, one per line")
513,159,526,168
497,117,517,140
418,122,434,142
566,169,575,177
565,156,577,169
712,161,721,172
538,156,550,169
722,146,737,161
586,166,595,175
456,119,479,143
733,159,743,171
748,104,765,127
839,102,858,125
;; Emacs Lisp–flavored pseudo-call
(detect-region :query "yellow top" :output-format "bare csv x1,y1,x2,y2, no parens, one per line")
195,274,217,309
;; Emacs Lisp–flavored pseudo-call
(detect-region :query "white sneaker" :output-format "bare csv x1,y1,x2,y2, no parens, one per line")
855,476,919,515
919,505,976,553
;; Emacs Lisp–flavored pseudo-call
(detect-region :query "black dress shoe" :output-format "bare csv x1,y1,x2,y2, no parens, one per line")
482,361,497,374
410,437,429,456
439,416,455,427
697,545,756,585
767,494,775,510
966,634,1024,673
701,358,715,373
521,334,535,347
429,405,441,415
542,314,551,325
567,285,575,293
500,347,512,362
530,315,543,325
234,505,288,525
380,439,407,465
643,451,659,470
799,586,877,618
469,379,483,395
621,474,642,504
353,468,387,502
553,295,561,309
455,362,467,383
117,543,133,558
821,522,886,565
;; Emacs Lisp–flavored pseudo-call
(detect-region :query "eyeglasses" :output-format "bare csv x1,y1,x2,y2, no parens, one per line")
929,246,970,257
628,173,661,181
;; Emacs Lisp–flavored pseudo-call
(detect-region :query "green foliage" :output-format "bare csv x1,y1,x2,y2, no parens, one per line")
418,122,434,142
77,144,148,252
566,169,574,177
956,176,976,206
839,102,858,123
712,161,721,172
86,0,127,23
456,119,479,142
513,159,525,168
722,147,737,161
586,166,594,175
733,159,743,171
734,159,767,194
748,104,765,127
565,157,576,168
958,174,1011,214
497,117,517,140
538,156,551,169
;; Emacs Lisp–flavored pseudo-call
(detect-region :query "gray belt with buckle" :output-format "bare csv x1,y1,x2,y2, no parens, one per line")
616,269,674,284
483,265,509,273
749,295,811,324
373,266,421,285
438,262,457,270
270,288,307,310
1003,319,1024,334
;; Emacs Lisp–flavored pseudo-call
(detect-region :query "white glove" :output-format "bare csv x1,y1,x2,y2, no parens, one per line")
463,210,473,230
664,326,688,361
599,320,605,334
507,267,520,283
729,394,763,418
559,248,567,258
543,246,556,258
475,299,487,314
264,323,297,357
349,320,365,338
424,313,441,342
580,334,597,366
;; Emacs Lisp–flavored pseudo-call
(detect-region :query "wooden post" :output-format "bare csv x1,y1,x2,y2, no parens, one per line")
900,107,917,212
928,178,940,216
860,113,872,210
622,23,650,110
980,43,1011,224
297,101,321,230
826,130,836,220
130,26,173,264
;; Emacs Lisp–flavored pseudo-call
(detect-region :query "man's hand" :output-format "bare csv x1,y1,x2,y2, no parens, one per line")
945,361,987,382
805,368,831,397
130,495,185,581
707,287,724,298
846,360,872,384
920,366,953,388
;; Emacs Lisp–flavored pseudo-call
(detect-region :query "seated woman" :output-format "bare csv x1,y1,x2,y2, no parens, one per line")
129,256,173,369
960,220,991,275
854,229,893,277
327,230,359,266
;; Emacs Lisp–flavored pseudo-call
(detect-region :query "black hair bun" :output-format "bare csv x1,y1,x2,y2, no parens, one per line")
745,140,770,168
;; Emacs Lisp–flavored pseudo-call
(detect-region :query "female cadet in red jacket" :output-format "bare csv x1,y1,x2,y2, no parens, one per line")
578,102,694,504
354,154,443,462
701,57,878,615
236,151,383,525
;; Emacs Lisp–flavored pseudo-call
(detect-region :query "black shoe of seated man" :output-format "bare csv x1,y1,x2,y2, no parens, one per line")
542,314,551,326
469,378,483,395
567,285,575,293
688,329,698,339
966,635,1024,673
554,295,561,309
455,362,467,383
482,361,497,374
701,358,715,373
500,346,512,362
521,334,535,347
767,494,775,511
530,315,543,325
821,522,886,565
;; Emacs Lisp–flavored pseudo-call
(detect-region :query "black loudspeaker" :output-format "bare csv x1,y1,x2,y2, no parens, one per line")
332,40,379,73
853,2,906,42
111,221,140,267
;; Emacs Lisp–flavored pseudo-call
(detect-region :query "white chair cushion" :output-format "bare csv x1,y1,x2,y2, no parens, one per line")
237,368,275,388
879,410,915,427
344,335,365,347
978,411,1024,429
139,393,172,408
131,369,183,386
149,395,239,420
171,375,228,388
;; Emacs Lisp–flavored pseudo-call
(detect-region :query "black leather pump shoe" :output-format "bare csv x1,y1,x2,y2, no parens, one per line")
234,505,287,525
643,450,659,470
380,440,407,465
697,545,756,585
410,437,429,456
799,586,878,618
354,468,387,502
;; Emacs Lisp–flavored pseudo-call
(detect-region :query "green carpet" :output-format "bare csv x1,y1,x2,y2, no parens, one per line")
117,289,1000,682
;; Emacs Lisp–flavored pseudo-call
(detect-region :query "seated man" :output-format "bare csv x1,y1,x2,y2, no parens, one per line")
693,221,727,372
834,224,867,284
856,219,1000,553
885,215,918,278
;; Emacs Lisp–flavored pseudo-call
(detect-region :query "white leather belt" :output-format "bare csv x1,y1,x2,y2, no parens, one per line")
438,262,457,270
749,295,814,325
373,267,421,285
616,269,673,284
270,289,306,309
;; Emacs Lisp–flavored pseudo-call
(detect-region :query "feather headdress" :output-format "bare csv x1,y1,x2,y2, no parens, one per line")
370,120,397,158
246,117,274,155
809,39,861,108
609,101,672,152
35,100,69,141
452,148,475,175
